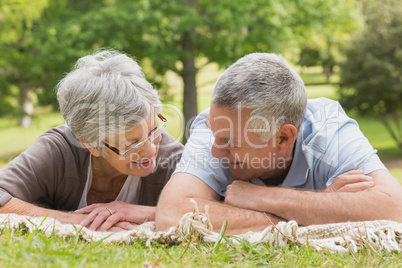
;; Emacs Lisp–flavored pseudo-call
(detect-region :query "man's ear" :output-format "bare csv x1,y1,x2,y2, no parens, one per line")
275,124,297,150
78,137,101,157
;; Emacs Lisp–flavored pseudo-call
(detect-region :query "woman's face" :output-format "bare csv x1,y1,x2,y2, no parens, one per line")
102,115,162,177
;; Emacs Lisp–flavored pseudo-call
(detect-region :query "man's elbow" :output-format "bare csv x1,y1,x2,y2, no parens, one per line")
388,195,402,222
377,190,402,222
155,207,180,231
155,208,168,231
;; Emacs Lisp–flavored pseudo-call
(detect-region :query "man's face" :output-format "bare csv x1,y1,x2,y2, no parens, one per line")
208,105,286,181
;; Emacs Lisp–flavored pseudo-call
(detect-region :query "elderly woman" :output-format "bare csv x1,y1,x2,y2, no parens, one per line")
0,50,183,231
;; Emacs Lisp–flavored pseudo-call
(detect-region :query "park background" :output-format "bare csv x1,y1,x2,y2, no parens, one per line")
1,0,402,266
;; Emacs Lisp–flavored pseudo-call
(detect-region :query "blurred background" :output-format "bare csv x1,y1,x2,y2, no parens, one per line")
0,0,401,179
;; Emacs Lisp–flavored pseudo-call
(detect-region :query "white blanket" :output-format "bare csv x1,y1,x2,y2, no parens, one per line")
1,206,401,253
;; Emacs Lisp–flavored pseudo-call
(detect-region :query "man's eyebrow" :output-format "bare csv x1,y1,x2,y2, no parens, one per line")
219,137,229,143
219,137,237,145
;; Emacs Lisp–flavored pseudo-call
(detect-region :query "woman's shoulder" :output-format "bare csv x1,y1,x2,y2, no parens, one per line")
37,124,87,151
158,131,184,156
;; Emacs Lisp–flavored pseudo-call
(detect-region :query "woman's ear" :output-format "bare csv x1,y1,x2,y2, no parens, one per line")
78,137,101,157
275,124,297,150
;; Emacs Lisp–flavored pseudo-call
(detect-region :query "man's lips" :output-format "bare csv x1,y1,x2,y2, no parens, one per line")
228,161,243,169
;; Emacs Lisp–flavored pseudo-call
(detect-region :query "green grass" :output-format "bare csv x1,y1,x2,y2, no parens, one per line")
0,113,65,158
1,227,402,267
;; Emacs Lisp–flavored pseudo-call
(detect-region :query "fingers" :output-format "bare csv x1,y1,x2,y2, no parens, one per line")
96,214,121,231
79,208,102,226
339,181,375,192
76,201,123,214
75,203,102,214
335,174,373,186
343,170,364,175
88,209,120,231
326,170,374,193
110,221,138,231
79,207,135,232
106,222,138,232
79,207,115,229
108,226,125,232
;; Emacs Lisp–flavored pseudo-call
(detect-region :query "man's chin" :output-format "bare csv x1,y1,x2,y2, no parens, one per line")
228,168,252,181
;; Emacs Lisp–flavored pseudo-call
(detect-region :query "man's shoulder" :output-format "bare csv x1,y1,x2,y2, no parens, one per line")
305,98,346,120
191,107,210,132
303,98,353,134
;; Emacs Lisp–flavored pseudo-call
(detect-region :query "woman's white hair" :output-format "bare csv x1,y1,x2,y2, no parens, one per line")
56,49,161,155
211,53,307,141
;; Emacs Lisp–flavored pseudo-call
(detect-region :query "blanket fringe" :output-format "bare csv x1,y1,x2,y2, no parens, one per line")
1,201,401,253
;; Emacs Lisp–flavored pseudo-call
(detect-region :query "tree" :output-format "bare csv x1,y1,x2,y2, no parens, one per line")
42,0,320,143
0,0,50,126
339,0,402,151
114,0,346,143
1,0,363,143
297,0,362,84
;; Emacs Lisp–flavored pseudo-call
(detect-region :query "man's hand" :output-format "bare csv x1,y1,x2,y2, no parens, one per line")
75,201,155,231
224,181,262,211
324,170,375,193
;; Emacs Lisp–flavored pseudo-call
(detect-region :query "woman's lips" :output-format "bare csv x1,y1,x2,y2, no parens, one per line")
132,158,153,168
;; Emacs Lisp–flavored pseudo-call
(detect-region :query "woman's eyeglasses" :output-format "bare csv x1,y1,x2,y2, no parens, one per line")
103,114,167,157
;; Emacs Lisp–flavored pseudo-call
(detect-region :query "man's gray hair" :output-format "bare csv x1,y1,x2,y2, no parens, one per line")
56,49,162,154
211,53,307,141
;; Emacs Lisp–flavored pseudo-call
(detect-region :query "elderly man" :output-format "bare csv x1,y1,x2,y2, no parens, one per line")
155,53,402,234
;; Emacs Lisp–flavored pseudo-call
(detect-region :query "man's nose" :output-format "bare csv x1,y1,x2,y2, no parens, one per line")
211,141,229,158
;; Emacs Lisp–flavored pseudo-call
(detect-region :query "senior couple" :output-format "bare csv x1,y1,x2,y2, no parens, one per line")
1,50,401,233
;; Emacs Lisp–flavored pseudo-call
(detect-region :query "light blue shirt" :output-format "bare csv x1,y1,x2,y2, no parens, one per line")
173,98,386,197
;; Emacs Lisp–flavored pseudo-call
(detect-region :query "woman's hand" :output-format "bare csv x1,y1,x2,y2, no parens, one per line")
75,201,155,231
324,170,375,193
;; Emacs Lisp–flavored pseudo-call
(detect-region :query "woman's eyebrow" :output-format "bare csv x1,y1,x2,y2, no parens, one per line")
126,124,158,144
147,126,158,136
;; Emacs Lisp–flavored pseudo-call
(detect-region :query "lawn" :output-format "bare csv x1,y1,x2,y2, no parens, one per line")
1,226,401,267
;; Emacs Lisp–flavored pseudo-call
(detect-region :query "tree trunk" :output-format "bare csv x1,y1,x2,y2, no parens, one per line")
323,65,332,84
181,30,197,145
380,115,402,152
18,85,33,128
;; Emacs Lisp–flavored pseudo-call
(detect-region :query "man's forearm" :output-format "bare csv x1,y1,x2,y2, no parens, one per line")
156,196,283,235
225,170,402,225
263,188,396,225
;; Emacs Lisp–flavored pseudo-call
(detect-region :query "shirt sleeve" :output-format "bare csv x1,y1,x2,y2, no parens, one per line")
303,100,386,188
172,108,233,196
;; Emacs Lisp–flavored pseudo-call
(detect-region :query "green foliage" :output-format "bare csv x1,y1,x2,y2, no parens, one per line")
1,226,402,267
0,0,50,116
1,0,365,133
339,0,402,151
298,47,321,67
297,0,362,83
